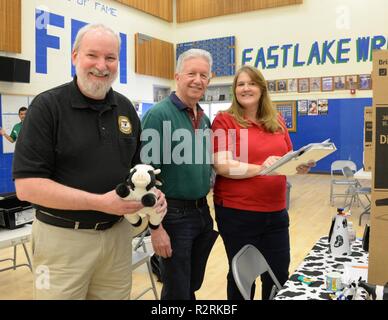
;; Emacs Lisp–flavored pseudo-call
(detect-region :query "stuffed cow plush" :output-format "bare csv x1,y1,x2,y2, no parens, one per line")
116,164,162,229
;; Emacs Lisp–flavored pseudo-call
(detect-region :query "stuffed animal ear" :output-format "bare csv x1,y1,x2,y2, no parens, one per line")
155,176,164,186
154,169,161,175
145,170,156,191
127,170,136,190
129,168,137,179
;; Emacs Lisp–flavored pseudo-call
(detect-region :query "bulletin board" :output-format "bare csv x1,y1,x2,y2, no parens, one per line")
290,98,372,173
176,36,236,77
274,101,297,132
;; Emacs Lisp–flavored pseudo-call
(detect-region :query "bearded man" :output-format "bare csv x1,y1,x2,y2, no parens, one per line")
12,23,167,300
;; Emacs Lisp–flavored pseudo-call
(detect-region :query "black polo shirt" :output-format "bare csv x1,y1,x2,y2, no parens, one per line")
13,77,141,223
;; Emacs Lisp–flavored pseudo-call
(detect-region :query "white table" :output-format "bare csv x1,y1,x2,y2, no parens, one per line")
354,169,372,180
0,224,32,272
275,236,368,300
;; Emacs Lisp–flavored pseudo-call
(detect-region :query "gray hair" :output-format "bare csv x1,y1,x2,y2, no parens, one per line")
176,49,213,77
72,23,121,54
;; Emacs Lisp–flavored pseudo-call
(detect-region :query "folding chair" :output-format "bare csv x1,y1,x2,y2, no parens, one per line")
342,166,362,207
338,166,371,226
131,219,159,300
343,185,371,226
232,244,282,300
329,160,360,206
356,187,371,226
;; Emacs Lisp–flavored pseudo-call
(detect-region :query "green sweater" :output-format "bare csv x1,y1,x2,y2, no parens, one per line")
141,97,211,200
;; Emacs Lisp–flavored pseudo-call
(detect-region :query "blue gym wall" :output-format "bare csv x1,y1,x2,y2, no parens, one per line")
0,96,372,194
289,97,372,173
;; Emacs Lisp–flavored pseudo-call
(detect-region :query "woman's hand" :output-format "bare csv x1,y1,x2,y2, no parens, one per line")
296,161,316,174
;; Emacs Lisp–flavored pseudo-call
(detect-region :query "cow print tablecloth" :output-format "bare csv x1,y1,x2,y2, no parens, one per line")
274,236,368,300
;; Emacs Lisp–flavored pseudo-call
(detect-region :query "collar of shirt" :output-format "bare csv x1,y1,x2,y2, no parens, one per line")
69,76,118,112
244,117,261,128
169,92,205,129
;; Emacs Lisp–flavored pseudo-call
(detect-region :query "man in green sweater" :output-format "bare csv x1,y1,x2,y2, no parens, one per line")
141,49,218,300
0,106,27,143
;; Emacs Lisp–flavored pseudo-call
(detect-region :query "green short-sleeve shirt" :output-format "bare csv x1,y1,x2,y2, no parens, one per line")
10,122,22,141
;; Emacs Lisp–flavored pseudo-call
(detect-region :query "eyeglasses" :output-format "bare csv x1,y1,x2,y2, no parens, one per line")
183,72,210,81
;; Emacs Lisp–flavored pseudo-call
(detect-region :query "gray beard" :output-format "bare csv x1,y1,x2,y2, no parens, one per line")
75,66,117,99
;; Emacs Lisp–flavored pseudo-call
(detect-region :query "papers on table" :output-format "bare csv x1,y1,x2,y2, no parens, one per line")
341,263,368,284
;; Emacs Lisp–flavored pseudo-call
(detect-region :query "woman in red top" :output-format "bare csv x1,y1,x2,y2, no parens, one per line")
212,65,312,300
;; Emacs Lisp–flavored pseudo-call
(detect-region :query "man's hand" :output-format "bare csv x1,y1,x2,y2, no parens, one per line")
151,225,172,258
96,190,143,216
154,189,167,220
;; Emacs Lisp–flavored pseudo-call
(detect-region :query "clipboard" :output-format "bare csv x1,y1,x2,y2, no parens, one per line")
259,139,337,176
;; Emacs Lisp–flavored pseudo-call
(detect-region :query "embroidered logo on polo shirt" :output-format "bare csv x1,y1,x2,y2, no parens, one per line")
118,116,132,134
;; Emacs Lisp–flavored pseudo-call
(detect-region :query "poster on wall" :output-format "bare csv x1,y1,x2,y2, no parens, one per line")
274,101,296,132
318,99,329,115
0,95,29,154
267,80,276,93
153,86,170,103
176,36,235,77
334,76,346,90
298,78,310,93
287,79,298,93
346,75,358,90
359,74,372,90
297,100,308,116
308,100,318,116
276,80,287,93
322,77,334,92
309,77,321,92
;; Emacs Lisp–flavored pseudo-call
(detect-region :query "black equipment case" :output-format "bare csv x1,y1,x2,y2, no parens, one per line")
0,192,34,229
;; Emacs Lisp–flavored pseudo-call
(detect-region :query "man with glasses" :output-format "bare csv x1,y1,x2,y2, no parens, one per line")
141,49,218,300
